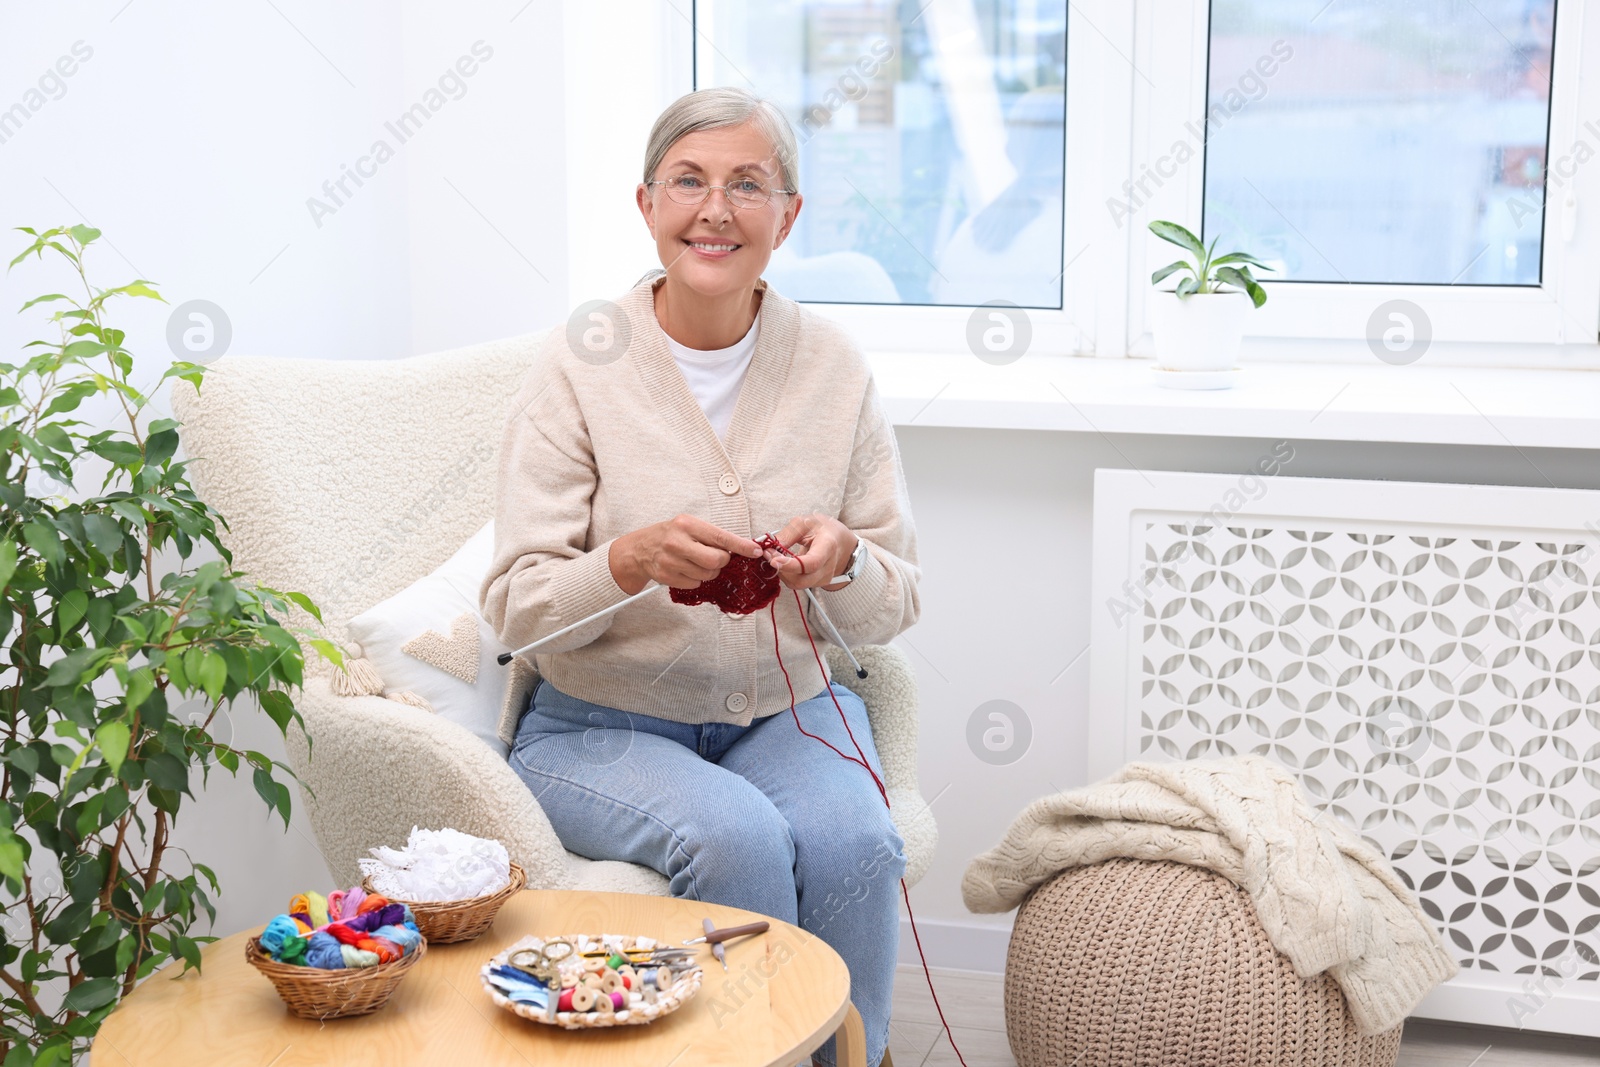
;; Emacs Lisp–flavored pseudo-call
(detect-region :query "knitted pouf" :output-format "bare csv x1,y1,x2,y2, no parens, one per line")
1004,859,1404,1067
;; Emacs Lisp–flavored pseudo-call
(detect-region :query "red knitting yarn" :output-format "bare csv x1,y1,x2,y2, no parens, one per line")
672,533,969,1067
667,534,786,614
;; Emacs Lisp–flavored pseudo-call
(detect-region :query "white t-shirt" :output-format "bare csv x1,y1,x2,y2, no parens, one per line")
663,313,759,441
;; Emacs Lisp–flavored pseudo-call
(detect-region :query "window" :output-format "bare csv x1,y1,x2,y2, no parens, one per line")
1128,0,1598,356
566,0,1600,364
693,0,1068,310
1203,1,1557,287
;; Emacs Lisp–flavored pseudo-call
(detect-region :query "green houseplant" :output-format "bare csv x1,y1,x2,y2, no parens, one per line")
1,225,335,1064
1147,220,1274,387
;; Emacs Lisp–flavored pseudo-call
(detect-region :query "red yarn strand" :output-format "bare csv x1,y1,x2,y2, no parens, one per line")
756,535,969,1067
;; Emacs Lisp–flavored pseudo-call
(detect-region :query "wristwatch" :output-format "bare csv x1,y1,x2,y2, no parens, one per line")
833,537,869,586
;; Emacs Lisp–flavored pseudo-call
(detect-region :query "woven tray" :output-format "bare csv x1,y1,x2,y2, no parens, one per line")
361,860,526,944
480,932,704,1029
245,933,427,1019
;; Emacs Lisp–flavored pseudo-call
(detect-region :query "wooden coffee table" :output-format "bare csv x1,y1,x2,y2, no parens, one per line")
91,888,866,1066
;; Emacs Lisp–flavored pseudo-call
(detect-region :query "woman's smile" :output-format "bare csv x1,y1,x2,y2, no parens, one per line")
683,237,741,259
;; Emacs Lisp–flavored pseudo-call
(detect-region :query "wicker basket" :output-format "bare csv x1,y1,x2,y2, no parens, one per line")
360,860,527,944
245,933,427,1020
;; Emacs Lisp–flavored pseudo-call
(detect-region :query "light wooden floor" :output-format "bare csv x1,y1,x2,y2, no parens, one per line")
889,966,1600,1067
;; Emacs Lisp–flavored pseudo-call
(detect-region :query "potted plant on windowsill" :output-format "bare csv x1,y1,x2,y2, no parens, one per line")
1147,220,1272,389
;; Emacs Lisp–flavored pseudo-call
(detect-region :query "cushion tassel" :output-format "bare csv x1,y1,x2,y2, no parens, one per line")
332,643,386,697
385,690,434,712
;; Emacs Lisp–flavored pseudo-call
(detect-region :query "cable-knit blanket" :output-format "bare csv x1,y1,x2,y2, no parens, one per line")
961,754,1458,1035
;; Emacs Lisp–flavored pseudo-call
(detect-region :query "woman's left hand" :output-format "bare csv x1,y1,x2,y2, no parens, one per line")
762,514,859,591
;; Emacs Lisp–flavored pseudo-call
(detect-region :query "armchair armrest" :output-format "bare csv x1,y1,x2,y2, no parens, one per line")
283,675,571,889
826,643,938,887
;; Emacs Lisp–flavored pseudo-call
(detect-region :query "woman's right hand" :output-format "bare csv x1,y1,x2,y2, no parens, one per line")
608,515,763,595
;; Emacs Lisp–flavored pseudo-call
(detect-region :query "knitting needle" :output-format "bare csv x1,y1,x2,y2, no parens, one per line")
495,536,871,680
764,529,870,679
805,590,869,679
496,582,663,665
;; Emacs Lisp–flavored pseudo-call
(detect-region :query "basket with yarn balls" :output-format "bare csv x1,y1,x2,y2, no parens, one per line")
246,885,427,1020
359,827,525,944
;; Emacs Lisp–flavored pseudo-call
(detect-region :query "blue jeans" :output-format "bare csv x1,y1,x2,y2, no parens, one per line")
510,677,906,1067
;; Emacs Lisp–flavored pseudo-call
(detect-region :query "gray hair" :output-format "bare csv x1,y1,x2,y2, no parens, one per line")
642,87,800,196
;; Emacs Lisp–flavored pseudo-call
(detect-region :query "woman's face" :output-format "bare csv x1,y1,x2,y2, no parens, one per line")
637,121,802,300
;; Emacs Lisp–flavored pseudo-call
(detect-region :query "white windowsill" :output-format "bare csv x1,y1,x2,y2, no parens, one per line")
870,353,1600,449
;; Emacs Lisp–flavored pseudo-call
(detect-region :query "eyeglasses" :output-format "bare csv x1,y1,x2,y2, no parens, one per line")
646,174,796,210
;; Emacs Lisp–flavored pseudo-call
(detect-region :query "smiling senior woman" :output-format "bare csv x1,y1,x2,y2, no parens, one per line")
479,87,920,1067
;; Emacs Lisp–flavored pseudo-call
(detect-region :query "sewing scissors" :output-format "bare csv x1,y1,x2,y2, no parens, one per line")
507,938,575,986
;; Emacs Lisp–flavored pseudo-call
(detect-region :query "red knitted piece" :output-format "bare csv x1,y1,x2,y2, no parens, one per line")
668,533,792,614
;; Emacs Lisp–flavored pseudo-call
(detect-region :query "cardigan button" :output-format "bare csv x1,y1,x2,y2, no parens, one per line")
718,472,740,495
725,692,749,713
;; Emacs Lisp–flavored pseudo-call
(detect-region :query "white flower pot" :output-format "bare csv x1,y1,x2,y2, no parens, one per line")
1149,289,1251,380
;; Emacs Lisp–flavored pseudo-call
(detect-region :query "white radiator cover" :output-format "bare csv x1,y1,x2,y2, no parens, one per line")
1090,469,1600,1038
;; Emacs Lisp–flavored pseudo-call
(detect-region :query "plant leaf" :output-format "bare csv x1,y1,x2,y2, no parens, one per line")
308,638,343,669
1151,261,1191,286
284,590,324,625
1211,252,1275,272
95,721,131,778
1149,220,1205,258
1175,277,1200,299
57,589,88,633
0,539,15,594
1216,266,1269,308
62,976,118,1013
19,293,73,313
197,651,227,703
252,766,292,828
0,828,26,883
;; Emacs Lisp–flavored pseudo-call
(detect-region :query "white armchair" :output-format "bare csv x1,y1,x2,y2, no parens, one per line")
169,333,937,896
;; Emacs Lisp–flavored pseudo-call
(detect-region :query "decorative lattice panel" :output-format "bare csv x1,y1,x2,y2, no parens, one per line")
1090,470,1600,1036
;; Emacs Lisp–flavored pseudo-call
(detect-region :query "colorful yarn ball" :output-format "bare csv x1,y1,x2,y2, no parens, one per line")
275,933,309,967
305,931,346,970
340,945,380,968
324,922,366,946
372,924,422,955
339,887,367,919
358,936,402,964
258,915,301,957
356,893,390,915
306,890,330,928
260,885,424,969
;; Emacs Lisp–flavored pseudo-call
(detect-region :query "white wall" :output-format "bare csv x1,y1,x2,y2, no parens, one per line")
895,428,1600,967
6,2,1596,975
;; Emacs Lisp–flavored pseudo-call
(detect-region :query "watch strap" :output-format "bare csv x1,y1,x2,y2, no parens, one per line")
838,537,867,584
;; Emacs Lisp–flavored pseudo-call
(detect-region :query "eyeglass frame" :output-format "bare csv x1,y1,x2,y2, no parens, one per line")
644,173,798,210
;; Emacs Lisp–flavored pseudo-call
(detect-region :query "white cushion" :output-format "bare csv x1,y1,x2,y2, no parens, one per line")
345,521,520,759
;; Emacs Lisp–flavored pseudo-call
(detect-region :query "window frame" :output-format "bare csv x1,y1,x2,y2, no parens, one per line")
688,0,1097,357
566,0,1600,369
1126,0,1600,363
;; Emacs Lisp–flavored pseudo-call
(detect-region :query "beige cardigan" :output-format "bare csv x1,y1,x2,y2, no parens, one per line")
480,271,921,725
